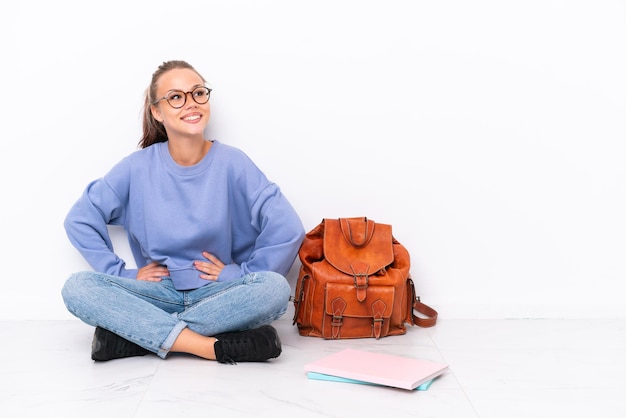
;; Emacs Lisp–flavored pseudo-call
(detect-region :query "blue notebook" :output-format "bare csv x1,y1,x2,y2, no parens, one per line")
307,371,435,390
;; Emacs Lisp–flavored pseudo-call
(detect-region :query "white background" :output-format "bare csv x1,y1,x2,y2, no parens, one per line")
1,0,624,320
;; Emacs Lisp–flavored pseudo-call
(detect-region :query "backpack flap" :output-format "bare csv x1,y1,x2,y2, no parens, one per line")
323,217,394,278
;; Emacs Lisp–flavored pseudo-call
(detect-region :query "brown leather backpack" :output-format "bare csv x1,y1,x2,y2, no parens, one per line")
292,217,437,339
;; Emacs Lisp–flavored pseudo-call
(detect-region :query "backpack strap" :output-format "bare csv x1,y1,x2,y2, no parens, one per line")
407,278,438,328
413,297,438,328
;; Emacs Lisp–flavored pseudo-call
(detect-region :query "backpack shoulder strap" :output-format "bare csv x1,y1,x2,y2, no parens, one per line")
407,278,438,327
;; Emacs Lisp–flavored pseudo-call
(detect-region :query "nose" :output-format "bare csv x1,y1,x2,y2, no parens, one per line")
183,91,197,108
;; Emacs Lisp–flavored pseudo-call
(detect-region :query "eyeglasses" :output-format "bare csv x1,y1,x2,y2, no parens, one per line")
152,86,212,109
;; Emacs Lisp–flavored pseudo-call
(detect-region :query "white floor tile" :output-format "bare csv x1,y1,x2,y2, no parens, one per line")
466,388,626,418
1,314,624,418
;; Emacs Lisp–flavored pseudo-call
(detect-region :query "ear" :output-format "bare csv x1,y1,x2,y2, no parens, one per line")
150,104,164,123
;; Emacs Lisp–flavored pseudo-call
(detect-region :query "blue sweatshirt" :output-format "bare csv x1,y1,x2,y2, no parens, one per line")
64,140,305,290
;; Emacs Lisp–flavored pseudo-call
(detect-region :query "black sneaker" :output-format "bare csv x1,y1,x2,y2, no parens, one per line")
91,327,150,361
213,325,282,364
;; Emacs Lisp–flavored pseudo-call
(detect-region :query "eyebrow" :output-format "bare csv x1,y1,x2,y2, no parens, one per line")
165,84,206,94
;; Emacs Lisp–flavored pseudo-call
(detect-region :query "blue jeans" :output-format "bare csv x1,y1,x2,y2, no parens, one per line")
61,271,291,358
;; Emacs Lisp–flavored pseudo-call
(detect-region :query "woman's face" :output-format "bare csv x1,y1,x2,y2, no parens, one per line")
151,68,211,140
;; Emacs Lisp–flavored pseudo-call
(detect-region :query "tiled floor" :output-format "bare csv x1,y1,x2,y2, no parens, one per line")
2,307,625,418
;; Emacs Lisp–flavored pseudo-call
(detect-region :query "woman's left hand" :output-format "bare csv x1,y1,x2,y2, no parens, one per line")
194,251,225,281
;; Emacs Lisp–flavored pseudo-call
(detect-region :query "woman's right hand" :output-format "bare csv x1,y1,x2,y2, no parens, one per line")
136,261,170,282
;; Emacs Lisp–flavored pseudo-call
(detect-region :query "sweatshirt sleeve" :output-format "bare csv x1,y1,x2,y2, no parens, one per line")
64,178,136,278
218,182,305,282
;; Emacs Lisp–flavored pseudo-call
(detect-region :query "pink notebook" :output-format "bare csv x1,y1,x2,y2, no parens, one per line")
304,348,448,390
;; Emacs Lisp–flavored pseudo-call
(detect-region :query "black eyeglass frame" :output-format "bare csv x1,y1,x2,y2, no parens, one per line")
152,86,212,109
